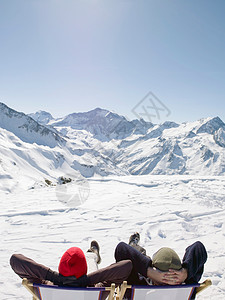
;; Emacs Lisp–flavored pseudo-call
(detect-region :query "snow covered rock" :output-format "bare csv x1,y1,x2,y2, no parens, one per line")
214,128,225,148
0,103,65,148
29,110,54,125
196,116,225,134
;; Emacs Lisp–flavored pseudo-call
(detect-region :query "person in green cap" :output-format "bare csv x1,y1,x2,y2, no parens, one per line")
127,232,207,286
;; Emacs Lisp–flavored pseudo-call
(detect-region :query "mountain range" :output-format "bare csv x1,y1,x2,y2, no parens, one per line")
0,102,225,192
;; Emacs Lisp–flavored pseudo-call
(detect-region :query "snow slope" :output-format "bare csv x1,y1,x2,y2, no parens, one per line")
0,103,65,148
1,175,225,299
117,117,225,176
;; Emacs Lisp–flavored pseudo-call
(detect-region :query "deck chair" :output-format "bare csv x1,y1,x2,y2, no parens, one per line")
22,278,116,300
117,279,212,300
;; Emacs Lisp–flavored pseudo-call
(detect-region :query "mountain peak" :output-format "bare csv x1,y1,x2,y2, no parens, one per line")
90,107,110,114
29,110,54,125
48,107,153,140
196,116,225,134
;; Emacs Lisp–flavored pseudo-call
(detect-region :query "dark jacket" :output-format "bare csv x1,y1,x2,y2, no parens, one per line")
114,241,207,285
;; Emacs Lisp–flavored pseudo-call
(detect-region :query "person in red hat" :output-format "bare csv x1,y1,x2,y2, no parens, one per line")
10,241,104,287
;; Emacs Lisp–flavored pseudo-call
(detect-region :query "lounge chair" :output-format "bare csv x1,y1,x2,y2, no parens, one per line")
22,278,212,300
22,278,115,300
117,279,212,300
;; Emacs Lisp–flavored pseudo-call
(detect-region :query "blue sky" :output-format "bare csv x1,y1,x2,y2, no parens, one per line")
0,0,225,123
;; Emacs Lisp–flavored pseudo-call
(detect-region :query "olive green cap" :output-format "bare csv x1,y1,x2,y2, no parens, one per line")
152,247,182,272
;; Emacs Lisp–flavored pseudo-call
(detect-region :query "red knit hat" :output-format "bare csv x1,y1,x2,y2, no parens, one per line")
58,247,87,278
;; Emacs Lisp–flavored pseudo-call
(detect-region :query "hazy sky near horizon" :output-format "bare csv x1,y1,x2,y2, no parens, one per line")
0,0,225,123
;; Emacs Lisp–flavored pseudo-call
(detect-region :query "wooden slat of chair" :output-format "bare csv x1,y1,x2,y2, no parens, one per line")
118,281,132,300
196,279,212,295
22,278,39,300
106,283,116,300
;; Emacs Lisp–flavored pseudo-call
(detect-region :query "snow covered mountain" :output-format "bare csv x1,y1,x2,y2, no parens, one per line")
115,117,225,175
29,107,153,141
29,110,54,125
0,103,65,147
1,102,225,192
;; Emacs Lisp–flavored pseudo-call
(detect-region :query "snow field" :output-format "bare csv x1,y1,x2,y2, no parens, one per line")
1,175,225,299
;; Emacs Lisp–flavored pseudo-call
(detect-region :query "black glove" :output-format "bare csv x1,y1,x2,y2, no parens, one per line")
60,274,90,287
46,269,90,287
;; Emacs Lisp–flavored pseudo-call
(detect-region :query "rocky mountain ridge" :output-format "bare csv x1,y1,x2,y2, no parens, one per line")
0,103,65,148
0,102,225,192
